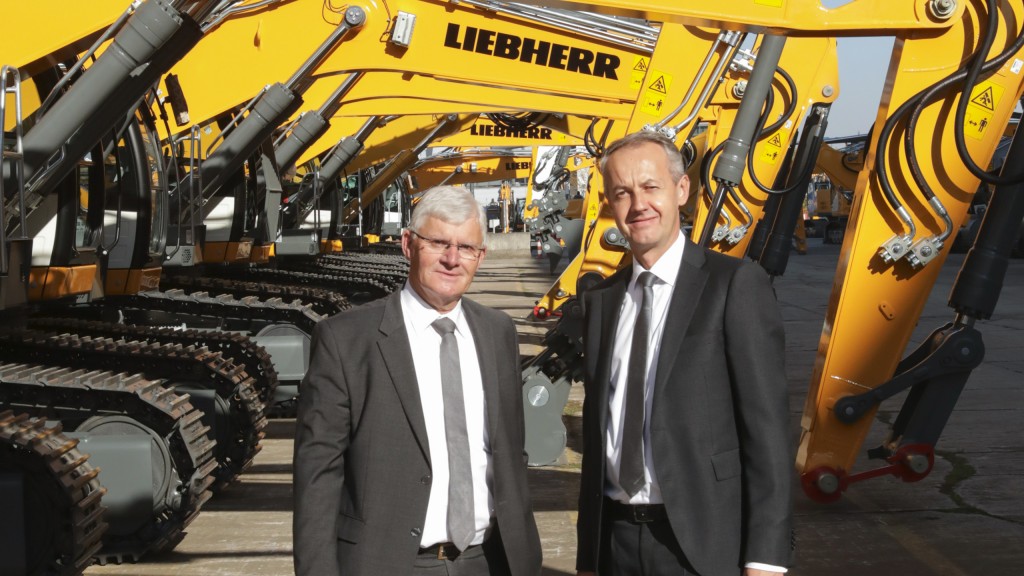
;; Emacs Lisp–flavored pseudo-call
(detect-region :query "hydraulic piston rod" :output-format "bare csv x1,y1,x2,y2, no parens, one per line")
22,0,186,197
187,7,366,218
274,72,364,173
699,34,786,246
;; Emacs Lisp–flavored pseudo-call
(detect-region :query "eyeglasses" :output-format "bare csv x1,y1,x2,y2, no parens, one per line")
409,229,485,261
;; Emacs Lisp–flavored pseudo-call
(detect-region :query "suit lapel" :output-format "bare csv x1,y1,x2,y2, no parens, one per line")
377,291,431,464
463,300,501,442
654,239,709,394
594,270,629,433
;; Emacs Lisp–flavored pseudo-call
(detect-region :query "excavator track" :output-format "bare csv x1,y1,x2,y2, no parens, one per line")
110,290,323,335
0,363,217,564
0,410,106,576
317,253,410,279
214,266,396,303
36,290,323,337
160,273,351,317
25,317,280,409
321,252,410,270
0,330,266,489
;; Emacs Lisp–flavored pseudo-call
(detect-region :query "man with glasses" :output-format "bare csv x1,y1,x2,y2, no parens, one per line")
294,186,542,576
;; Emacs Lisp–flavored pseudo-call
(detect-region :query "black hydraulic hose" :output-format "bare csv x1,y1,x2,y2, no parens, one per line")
586,117,617,158
903,0,1024,197
696,140,728,246
874,0,1024,242
698,182,733,247
700,140,727,204
697,62,798,242
746,82,816,196
748,140,797,262
876,4,1006,231
906,0,997,200
487,112,550,132
954,0,1024,185
727,184,753,229
584,117,602,157
762,66,798,136
874,84,925,235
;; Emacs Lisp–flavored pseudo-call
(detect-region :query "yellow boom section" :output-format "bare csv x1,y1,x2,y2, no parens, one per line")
164,0,650,133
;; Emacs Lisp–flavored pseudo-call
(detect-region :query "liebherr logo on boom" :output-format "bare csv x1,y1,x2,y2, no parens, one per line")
443,23,620,80
470,124,553,140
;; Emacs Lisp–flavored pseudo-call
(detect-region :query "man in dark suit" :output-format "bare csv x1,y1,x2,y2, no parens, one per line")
576,132,792,576
294,186,542,576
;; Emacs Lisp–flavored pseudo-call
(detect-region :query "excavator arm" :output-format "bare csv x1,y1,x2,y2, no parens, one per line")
524,0,1024,500
531,33,840,318
406,148,535,191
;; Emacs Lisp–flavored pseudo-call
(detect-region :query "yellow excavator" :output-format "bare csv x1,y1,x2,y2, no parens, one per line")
5,1,1024,572
186,18,842,466
0,1,271,570
405,147,533,192
518,30,841,464
0,4,764,570
406,146,535,233
528,32,840,319
806,136,864,245
516,0,1024,506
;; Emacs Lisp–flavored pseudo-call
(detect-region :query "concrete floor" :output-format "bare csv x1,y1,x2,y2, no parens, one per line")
86,240,1024,575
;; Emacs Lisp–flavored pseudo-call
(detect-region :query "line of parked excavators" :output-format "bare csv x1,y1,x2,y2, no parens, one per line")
3,0,1024,573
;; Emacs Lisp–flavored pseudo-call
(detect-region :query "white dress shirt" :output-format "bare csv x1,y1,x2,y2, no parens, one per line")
604,232,684,505
401,283,494,548
603,232,785,573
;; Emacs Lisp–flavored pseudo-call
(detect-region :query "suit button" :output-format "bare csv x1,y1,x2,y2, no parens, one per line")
411,528,422,537
420,474,432,485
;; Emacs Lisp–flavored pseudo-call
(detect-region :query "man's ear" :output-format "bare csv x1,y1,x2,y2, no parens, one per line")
677,174,690,207
401,230,413,260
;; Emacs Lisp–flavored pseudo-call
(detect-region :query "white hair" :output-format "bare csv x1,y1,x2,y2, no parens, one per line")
409,185,488,246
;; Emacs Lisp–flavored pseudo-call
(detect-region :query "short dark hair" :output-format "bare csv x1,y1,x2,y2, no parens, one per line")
598,130,686,182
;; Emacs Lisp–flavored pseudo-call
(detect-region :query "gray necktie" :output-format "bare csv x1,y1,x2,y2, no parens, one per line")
620,271,656,497
431,317,475,551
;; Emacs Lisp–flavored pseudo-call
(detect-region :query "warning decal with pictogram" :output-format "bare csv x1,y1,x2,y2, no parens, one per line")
971,87,995,111
640,70,674,116
649,76,668,94
964,80,1004,140
630,56,651,90
760,131,784,165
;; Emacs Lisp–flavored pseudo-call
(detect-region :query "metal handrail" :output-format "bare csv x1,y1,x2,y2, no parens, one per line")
1,65,28,275
164,126,201,260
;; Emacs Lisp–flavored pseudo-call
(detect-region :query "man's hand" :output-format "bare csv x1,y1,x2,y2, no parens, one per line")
745,568,785,576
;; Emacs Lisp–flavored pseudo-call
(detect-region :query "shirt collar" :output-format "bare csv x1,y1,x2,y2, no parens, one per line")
629,230,686,290
401,281,465,335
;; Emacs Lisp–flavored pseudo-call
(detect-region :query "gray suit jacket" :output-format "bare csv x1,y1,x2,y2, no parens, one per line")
294,290,542,576
576,238,793,575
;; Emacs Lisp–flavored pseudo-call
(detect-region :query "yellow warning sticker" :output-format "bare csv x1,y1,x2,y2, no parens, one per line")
760,132,784,164
963,109,995,140
754,0,783,6
971,87,995,110
586,194,600,223
965,81,1004,140
640,92,670,116
631,56,650,90
640,70,673,116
